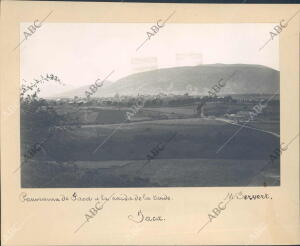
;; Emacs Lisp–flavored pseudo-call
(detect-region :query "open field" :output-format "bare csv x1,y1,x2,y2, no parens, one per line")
21,90,280,188
34,118,279,161
21,117,280,187
22,158,279,188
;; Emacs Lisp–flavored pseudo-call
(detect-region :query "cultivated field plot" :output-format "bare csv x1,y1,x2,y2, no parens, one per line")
21,115,280,188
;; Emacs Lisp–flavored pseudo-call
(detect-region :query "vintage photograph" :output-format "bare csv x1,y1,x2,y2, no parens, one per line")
20,23,280,188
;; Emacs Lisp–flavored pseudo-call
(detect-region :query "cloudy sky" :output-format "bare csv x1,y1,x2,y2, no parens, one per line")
21,23,279,97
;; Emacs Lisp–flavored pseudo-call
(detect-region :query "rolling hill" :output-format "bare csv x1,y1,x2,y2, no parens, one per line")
54,64,279,98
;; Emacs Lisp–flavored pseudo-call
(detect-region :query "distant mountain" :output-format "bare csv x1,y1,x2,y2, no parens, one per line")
53,64,279,98
50,81,113,98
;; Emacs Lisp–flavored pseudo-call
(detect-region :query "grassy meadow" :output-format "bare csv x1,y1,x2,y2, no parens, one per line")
21,104,280,187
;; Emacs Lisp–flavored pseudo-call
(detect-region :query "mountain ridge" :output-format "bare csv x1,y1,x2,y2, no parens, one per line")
52,64,279,98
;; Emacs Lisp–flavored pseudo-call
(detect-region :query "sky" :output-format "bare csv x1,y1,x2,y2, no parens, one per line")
20,23,279,97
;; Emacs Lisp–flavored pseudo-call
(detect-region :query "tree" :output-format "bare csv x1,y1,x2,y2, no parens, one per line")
20,79,81,163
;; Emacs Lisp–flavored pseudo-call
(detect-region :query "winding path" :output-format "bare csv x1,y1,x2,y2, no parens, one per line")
213,117,280,138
